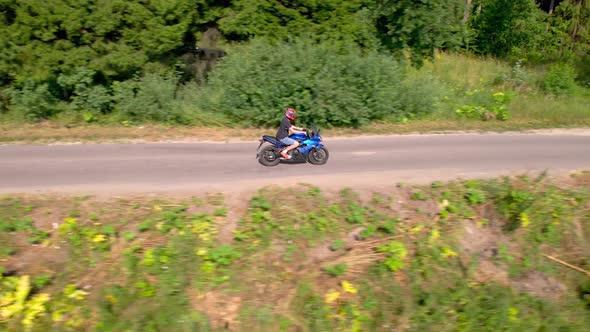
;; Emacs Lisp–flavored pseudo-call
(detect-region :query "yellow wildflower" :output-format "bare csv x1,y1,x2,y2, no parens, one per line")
442,246,458,258
324,290,340,304
92,234,106,243
519,212,530,227
341,281,358,294
429,229,440,243
106,295,118,305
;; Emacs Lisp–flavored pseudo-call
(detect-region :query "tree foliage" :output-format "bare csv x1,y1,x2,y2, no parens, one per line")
374,0,466,66
469,0,548,59
0,0,589,125
218,0,378,47
0,0,223,84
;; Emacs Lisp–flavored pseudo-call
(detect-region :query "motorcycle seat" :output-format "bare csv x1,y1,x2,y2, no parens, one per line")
263,135,285,147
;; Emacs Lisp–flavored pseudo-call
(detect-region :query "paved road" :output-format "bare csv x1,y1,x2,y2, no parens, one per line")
0,133,589,193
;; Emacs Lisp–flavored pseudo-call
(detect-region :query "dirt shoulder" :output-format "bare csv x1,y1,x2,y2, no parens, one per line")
1,120,590,145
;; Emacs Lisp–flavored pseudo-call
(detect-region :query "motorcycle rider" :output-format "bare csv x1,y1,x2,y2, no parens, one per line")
276,107,306,159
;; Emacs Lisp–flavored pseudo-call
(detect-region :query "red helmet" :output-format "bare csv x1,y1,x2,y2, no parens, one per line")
285,107,296,120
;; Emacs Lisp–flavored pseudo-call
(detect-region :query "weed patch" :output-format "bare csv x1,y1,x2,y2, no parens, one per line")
1,177,589,331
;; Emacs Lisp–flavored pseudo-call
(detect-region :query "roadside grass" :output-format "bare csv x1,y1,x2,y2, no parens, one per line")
1,172,590,331
415,53,590,125
508,92,590,123
1,119,590,145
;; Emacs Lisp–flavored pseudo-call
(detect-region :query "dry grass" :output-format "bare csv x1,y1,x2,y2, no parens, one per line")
1,119,589,145
0,123,267,144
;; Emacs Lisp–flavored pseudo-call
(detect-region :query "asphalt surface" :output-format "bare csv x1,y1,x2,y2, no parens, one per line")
0,133,589,194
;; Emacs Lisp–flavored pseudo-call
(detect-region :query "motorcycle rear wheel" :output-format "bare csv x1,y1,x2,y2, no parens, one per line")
258,145,281,166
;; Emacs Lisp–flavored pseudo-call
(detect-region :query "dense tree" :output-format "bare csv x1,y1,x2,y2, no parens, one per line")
469,0,547,59
374,0,466,66
552,0,590,43
0,0,223,85
218,0,377,47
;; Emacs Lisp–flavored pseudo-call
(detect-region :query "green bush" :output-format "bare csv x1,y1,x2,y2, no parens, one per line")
576,55,590,87
203,38,435,128
322,263,348,277
0,89,8,113
465,189,487,205
5,80,58,121
171,82,231,127
454,90,512,121
111,73,189,124
57,67,112,118
396,73,440,120
497,190,536,231
542,63,577,95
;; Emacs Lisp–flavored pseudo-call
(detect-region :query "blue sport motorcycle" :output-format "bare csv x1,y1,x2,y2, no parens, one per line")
256,127,329,166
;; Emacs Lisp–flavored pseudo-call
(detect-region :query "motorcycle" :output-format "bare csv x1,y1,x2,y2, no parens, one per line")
256,127,329,166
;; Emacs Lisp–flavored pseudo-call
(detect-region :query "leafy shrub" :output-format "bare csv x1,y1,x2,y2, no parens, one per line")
575,55,590,87
134,280,155,297
397,72,441,120
322,263,348,277
330,239,345,251
158,211,186,233
203,38,434,128
431,181,444,189
27,229,50,244
0,248,16,256
411,191,429,201
57,67,112,118
5,81,58,121
359,224,377,240
503,59,531,87
111,73,190,124
377,241,408,271
0,89,9,113
137,220,155,232
378,218,399,234
0,218,33,232
32,274,52,290
345,204,365,224
464,189,486,205
543,63,577,95
497,190,536,231
250,195,271,211
455,91,512,121
123,231,137,242
206,245,241,266
214,207,228,217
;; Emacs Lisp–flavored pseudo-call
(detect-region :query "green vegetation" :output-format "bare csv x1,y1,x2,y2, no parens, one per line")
1,172,590,330
202,39,431,127
0,1,588,132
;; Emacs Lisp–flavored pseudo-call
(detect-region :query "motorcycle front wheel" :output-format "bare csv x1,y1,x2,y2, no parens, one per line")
307,147,329,165
258,145,281,166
